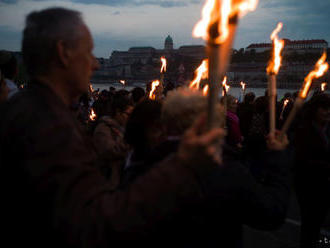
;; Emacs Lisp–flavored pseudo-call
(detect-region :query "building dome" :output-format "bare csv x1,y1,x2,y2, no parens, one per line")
164,35,174,50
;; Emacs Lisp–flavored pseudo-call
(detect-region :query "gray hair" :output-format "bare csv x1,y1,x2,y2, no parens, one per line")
22,7,84,77
162,88,224,136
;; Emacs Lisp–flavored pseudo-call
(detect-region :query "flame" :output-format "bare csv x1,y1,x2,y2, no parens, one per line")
89,84,94,92
203,84,209,96
300,52,329,98
90,109,97,121
120,80,126,85
193,0,258,44
280,99,290,120
222,76,230,96
189,59,209,90
267,22,284,75
240,81,246,91
160,57,167,73
149,80,160,100
321,82,327,92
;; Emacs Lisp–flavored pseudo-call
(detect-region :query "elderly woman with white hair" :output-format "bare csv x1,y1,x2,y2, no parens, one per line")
162,88,225,138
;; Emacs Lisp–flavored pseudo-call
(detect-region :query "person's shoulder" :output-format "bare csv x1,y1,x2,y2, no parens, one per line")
2,89,35,117
5,86,49,117
2,85,73,134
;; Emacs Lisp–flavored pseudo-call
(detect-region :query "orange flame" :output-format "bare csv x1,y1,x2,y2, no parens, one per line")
89,84,94,92
321,82,327,92
300,52,329,98
189,59,209,90
193,0,258,44
120,80,126,85
203,84,209,96
240,81,246,91
222,76,230,96
267,22,284,75
149,80,160,100
280,99,290,120
90,109,97,121
160,57,167,73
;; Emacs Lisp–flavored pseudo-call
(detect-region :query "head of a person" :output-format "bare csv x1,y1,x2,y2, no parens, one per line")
99,90,110,101
125,100,163,152
305,93,330,126
162,88,224,137
110,92,132,126
109,86,116,93
22,8,99,98
254,96,268,115
220,95,238,113
131,87,145,105
284,92,292,99
244,92,255,105
0,51,18,80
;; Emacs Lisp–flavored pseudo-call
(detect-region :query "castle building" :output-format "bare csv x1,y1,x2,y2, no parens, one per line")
164,35,174,50
245,39,328,53
107,36,206,79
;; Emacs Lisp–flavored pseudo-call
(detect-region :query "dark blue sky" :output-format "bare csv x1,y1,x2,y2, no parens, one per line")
0,0,329,57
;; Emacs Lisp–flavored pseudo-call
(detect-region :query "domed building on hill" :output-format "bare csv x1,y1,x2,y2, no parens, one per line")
108,35,206,79
164,35,174,50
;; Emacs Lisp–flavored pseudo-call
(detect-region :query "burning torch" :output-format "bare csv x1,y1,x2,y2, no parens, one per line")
321,82,327,92
240,81,246,98
266,22,284,135
281,52,329,135
120,80,126,88
193,0,258,129
189,59,209,91
160,56,167,86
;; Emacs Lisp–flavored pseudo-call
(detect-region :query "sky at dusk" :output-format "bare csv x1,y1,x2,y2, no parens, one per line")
0,0,329,58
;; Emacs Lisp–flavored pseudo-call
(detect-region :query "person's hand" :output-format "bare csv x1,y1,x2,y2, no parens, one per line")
267,130,289,151
177,113,226,170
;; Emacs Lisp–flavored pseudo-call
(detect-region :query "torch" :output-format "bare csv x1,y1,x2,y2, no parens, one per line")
281,52,329,135
160,57,167,86
321,82,327,92
149,80,160,100
193,0,258,129
266,22,284,135
221,76,230,125
89,83,94,93
240,81,246,99
189,59,209,90
120,80,126,88
89,109,97,121
203,84,209,96
280,99,289,121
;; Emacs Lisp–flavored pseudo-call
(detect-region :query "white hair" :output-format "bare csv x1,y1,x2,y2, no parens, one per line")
162,88,224,135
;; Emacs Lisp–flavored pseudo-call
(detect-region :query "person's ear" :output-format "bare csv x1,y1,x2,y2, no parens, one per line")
56,40,73,68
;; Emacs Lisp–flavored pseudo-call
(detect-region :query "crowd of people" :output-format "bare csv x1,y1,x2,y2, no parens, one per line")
0,7,329,248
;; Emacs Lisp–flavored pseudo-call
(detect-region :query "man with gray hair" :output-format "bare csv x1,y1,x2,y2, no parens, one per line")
0,7,224,247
